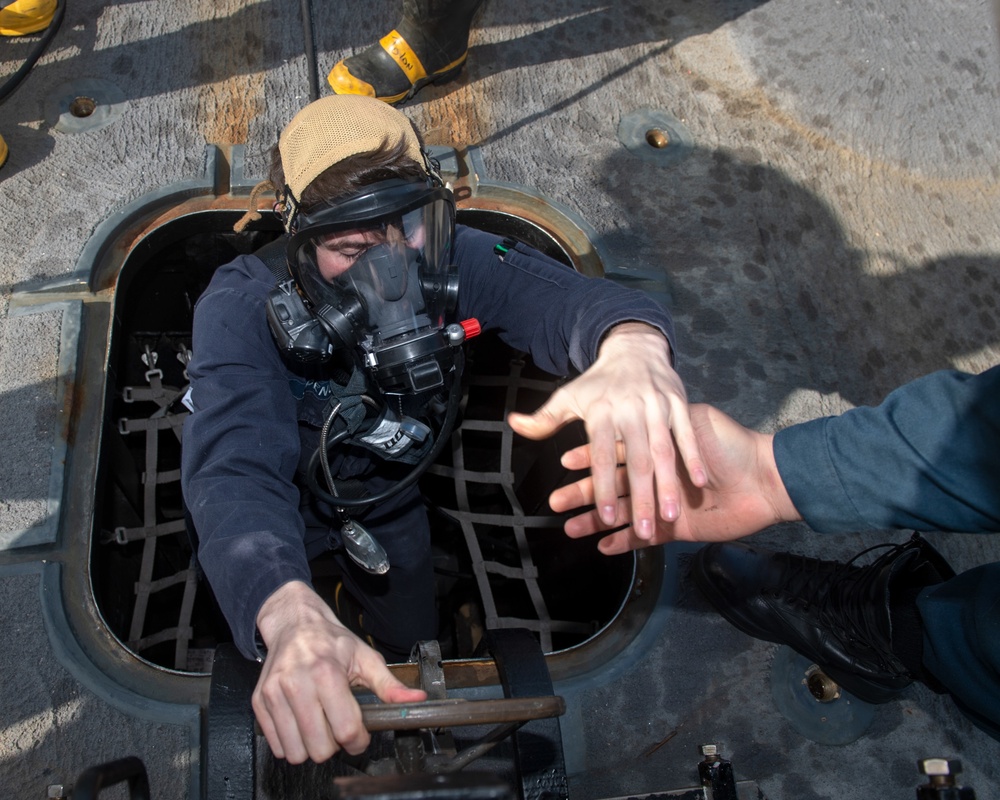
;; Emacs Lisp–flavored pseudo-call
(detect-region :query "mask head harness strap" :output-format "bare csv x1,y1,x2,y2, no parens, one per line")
263,96,464,380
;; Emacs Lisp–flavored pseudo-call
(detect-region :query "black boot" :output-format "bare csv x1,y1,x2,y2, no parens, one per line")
692,534,955,703
327,0,485,105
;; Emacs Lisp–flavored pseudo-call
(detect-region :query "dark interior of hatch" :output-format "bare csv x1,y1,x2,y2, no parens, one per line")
91,208,635,673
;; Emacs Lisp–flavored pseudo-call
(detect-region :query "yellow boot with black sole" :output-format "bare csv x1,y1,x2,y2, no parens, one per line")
328,0,484,105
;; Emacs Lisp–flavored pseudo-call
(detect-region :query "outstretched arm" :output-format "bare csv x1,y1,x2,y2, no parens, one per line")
548,403,800,554
552,366,1000,553
508,322,709,540
253,581,427,764
774,367,1000,533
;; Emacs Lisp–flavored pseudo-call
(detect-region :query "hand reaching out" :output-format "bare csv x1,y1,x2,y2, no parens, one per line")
507,322,708,539
548,403,801,554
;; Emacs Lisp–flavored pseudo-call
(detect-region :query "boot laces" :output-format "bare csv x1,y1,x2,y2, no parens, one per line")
773,538,918,672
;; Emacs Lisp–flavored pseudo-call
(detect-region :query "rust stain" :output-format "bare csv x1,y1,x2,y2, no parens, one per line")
457,191,603,277
389,658,502,690
643,729,678,758
193,1,266,145
409,35,493,151
60,372,77,447
91,194,269,293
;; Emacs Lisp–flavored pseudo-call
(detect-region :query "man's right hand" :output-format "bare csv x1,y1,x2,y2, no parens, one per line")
549,403,802,553
253,581,427,764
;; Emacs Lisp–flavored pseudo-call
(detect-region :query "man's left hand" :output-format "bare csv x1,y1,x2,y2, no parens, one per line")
507,322,706,540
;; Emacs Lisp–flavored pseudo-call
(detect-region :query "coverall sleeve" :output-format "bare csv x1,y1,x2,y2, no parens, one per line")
181,268,313,660
452,226,677,374
774,366,1000,533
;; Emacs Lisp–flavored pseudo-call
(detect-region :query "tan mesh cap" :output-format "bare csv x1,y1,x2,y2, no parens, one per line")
278,95,426,201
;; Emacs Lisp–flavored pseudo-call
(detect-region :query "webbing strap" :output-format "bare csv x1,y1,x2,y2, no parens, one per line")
117,357,199,671
426,355,594,652
487,628,569,800
254,235,291,282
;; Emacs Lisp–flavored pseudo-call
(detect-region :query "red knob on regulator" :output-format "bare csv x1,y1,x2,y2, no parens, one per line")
460,318,482,339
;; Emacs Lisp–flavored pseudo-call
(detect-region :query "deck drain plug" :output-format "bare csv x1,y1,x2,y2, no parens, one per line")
46,79,126,134
618,109,693,166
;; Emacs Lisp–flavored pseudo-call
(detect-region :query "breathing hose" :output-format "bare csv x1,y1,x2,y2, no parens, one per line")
305,369,464,511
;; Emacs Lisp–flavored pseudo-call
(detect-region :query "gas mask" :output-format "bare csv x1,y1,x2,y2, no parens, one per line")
265,178,476,573
267,178,468,396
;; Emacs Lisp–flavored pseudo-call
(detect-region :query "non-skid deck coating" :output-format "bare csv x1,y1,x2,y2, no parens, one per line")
1,1,999,797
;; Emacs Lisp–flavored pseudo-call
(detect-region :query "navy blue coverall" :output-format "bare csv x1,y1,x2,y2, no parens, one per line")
775,365,1000,736
181,225,676,662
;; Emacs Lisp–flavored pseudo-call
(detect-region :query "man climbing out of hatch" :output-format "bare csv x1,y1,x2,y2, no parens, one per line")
550,367,1000,739
180,94,708,765
327,0,484,105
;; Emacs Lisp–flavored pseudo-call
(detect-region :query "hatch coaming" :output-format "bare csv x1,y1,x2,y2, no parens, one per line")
11,145,668,706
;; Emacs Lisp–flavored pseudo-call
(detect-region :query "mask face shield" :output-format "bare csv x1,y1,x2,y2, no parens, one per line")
286,180,460,394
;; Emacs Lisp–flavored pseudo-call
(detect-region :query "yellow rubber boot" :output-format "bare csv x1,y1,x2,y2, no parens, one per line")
0,134,8,170
0,0,56,36
328,0,484,105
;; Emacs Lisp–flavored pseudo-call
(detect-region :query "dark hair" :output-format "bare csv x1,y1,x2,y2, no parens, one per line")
268,137,428,213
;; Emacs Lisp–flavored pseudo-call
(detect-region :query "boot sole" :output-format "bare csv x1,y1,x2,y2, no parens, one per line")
388,58,467,105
